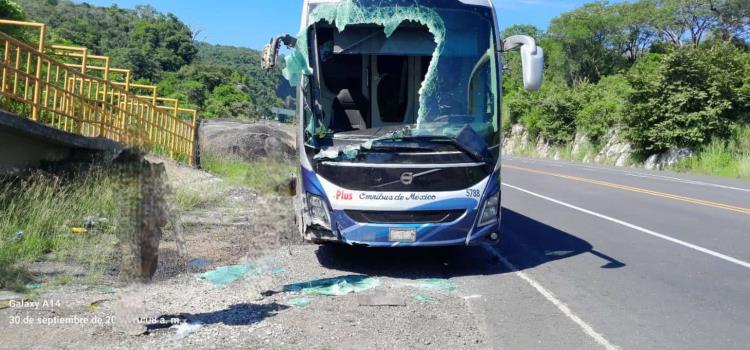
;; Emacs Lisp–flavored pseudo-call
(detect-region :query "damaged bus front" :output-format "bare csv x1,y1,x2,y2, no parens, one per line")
263,0,543,247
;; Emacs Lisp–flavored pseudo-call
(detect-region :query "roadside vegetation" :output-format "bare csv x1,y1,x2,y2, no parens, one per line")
0,168,129,291
673,125,750,178
503,0,750,178
173,181,227,212
201,153,297,195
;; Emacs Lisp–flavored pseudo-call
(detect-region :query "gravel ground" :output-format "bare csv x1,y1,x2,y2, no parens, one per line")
0,159,489,349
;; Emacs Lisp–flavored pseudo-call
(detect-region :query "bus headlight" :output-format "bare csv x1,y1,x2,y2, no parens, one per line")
478,192,499,227
307,194,331,229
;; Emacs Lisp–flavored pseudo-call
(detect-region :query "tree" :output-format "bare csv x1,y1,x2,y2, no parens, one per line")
625,44,749,153
0,0,24,21
195,42,289,115
708,0,750,41
499,0,750,162
540,83,587,145
610,1,657,63
113,7,197,80
548,1,627,84
204,84,255,119
501,24,542,39
0,0,28,39
649,0,719,46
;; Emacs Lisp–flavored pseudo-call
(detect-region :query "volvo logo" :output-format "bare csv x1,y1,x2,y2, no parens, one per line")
370,169,442,189
400,172,414,185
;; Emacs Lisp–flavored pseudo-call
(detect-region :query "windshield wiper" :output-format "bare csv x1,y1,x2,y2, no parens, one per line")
366,142,435,153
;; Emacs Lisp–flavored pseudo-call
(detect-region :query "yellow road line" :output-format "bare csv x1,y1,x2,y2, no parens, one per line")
504,164,750,216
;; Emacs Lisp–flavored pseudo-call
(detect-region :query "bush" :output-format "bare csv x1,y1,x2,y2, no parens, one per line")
625,44,750,154
574,75,630,144
536,85,579,145
504,81,579,144
504,74,629,147
203,84,256,119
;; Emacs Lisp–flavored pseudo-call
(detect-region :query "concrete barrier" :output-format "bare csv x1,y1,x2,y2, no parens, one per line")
0,110,123,173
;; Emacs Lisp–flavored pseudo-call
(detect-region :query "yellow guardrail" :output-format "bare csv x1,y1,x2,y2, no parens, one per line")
0,20,198,165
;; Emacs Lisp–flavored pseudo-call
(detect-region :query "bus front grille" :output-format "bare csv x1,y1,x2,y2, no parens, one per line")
345,210,465,224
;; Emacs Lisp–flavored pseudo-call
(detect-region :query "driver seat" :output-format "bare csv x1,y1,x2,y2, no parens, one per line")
332,89,369,131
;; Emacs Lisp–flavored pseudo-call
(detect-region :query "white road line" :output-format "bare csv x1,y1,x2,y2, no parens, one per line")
505,157,750,193
483,246,619,350
580,167,750,193
503,182,750,270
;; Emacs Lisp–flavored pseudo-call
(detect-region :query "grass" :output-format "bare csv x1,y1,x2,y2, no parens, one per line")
201,153,297,195
173,182,227,211
151,144,191,164
509,138,538,158
48,273,74,287
0,168,132,291
555,144,575,161
672,125,750,179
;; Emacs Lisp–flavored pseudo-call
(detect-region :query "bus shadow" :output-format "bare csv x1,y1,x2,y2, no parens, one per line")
315,208,625,279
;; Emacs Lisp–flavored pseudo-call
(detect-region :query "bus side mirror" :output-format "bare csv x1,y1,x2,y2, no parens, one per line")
261,34,298,71
501,35,544,91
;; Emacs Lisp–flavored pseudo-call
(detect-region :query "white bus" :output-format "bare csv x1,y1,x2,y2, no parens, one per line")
263,0,543,247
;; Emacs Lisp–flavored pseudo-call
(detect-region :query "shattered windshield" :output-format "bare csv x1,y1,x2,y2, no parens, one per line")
284,0,500,162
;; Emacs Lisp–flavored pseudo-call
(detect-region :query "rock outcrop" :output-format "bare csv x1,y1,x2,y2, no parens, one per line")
199,120,296,163
502,124,530,155
502,124,702,170
644,148,693,170
503,124,634,166
593,129,632,166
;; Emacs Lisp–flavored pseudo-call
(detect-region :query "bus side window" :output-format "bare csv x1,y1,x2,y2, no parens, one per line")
469,59,491,119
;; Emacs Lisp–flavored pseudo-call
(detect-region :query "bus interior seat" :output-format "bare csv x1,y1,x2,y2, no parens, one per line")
321,53,370,131
333,88,369,131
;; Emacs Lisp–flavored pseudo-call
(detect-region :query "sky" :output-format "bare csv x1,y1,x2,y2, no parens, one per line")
75,0,591,50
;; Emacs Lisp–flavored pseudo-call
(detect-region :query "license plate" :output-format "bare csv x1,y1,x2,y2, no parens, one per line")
389,228,416,242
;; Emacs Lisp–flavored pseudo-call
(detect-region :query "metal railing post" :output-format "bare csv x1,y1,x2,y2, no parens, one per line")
103,56,109,80
170,100,179,159
1,39,8,109
78,49,87,127
190,110,198,166
31,24,45,120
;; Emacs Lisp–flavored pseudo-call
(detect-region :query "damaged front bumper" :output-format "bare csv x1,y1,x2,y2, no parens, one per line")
299,162,502,247
304,207,500,247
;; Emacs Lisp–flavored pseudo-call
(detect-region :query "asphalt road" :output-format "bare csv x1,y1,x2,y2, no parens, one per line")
482,156,750,349
314,156,750,349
